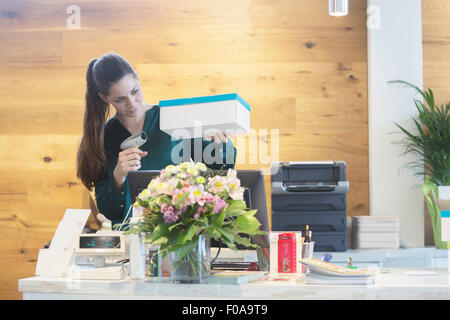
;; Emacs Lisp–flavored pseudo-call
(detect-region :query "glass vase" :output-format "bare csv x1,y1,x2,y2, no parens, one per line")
169,234,211,284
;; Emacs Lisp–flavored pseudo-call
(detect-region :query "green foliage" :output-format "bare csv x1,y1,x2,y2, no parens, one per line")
124,163,267,258
126,198,265,258
389,80,450,186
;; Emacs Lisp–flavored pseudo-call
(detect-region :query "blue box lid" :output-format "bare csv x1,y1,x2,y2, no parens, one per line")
159,93,250,111
441,210,450,218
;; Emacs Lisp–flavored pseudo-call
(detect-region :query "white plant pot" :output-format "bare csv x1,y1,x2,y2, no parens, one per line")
438,186,450,200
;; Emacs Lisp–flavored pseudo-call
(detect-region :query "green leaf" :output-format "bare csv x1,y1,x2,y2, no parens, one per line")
423,179,439,222
234,234,257,248
136,197,148,208
151,223,169,242
168,221,183,231
221,239,237,251
388,80,450,186
150,236,168,245
226,200,246,212
193,225,205,235
208,227,221,240
245,209,258,216
225,200,247,217
213,210,226,228
172,239,198,262
217,226,234,242
235,214,262,234
178,224,195,245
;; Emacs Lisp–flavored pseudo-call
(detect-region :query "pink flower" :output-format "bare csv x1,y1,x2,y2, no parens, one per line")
160,203,179,223
178,206,187,215
213,196,228,214
196,191,215,206
194,206,203,219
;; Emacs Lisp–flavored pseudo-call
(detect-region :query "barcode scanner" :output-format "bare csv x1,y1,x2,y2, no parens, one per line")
120,131,147,150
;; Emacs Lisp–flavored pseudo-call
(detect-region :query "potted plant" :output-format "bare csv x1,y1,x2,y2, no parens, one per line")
389,80,450,249
125,162,266,283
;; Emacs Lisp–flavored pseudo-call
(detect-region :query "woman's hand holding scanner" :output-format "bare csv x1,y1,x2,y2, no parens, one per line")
113,147,148,190
114,131,148,189
120,131,147,150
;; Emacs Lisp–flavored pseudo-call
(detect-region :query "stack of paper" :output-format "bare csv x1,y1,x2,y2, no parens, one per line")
351,216,400,249
73,265,126,280
300,258,376,285
208,271,265,284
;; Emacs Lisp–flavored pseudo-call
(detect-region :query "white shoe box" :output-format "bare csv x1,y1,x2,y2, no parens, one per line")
159,93,250,139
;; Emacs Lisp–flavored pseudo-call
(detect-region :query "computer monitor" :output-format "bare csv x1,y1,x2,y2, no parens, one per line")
128,170,160,203
127,169,269,250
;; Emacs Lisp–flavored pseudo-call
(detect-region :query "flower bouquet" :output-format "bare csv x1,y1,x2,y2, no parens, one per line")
126,162,266,283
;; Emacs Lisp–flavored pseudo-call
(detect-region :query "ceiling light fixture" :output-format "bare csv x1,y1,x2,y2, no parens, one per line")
329,0,349,17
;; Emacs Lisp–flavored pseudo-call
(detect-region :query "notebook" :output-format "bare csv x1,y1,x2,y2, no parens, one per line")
300,258,377,285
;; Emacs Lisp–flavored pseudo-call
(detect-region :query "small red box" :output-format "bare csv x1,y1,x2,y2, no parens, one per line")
278,232,297,273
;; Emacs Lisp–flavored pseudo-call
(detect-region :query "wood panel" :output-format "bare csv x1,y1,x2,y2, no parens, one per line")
0,0,367,299
422,0,450,245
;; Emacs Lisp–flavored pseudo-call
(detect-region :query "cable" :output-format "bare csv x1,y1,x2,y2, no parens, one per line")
117,203,133,231
210,239,222,264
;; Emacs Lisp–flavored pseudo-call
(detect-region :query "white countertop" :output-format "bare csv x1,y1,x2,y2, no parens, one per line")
18,268,450,300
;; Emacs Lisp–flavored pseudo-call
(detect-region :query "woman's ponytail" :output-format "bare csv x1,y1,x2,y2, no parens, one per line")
76,58,110,191
76,52,137,191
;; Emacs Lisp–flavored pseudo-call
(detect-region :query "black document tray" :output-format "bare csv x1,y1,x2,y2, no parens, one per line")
271,211,346,231
272,193,346,212
283,181,337,192
312,231,347,252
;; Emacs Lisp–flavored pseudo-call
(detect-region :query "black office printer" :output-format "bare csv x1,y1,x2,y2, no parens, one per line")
271,161,349,252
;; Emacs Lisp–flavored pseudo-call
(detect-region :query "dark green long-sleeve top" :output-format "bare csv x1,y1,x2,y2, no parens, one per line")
94,105,237,228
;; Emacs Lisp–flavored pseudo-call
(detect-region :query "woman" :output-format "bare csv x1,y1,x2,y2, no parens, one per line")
77,52,236,228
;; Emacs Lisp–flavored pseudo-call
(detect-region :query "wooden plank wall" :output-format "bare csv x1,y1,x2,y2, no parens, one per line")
0,0,368,299
422,0,450,245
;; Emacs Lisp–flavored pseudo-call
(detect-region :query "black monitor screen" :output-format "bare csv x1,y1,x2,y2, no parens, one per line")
79,236,121,249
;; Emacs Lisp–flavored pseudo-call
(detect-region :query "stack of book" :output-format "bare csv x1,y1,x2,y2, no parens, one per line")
351,216,400,249
300,258,377,285
208,271,266,284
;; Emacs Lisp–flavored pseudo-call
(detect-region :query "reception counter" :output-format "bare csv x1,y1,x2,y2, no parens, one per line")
18,267,450,300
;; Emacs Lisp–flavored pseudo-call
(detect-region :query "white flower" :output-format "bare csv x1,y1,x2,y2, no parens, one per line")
176,172,187,179
227,168,237,179
195,162,207,172
186,167,199,176
207,176,227,194
139,189,151,201
229,188,245,200
165,164,177,175
196,176,206,184
179,162,191,170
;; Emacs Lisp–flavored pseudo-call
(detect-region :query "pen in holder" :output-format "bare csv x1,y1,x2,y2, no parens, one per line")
301,241,315,273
